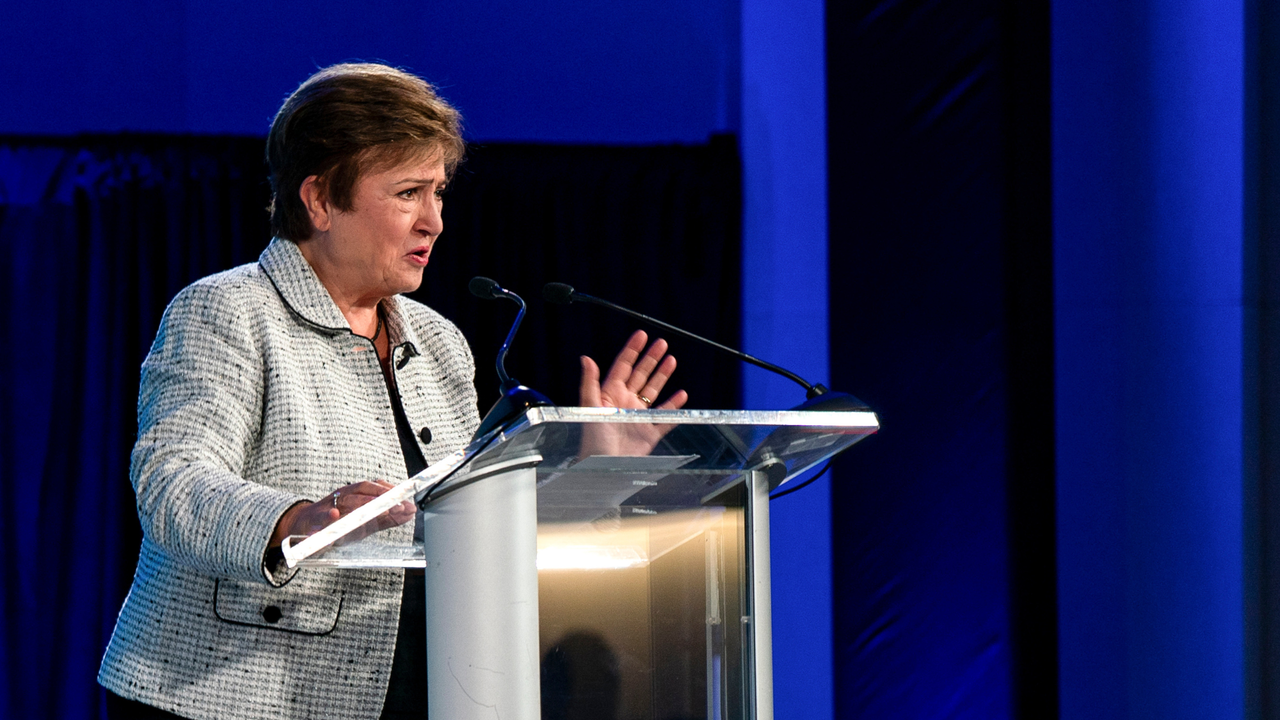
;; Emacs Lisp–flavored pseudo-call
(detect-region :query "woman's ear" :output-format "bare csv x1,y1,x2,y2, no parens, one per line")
299,175,332,234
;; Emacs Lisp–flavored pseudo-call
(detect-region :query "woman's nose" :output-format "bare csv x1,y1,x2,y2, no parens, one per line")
416,197,443,236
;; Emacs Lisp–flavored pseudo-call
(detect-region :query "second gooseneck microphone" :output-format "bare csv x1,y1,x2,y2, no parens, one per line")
469,277,552,439
544,282,828,399
542,282,869,412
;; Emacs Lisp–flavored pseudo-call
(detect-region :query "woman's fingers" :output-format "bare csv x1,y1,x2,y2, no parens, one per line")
342,480,394,497
635,354,676,403
655,389,688,410
579,355,602,406
388,499,416,522
281,479,416,549
602,330,648,387
318,480,416,535
624,337,668,391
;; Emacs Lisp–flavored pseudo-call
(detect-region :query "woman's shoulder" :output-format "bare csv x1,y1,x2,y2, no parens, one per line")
158,262,281,335
185,261,273,296
169,262,274,307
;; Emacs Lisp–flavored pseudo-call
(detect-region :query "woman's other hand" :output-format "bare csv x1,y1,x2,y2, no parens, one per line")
270,479,415,549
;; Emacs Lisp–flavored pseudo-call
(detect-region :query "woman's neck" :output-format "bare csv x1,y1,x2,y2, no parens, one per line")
297,237,382,338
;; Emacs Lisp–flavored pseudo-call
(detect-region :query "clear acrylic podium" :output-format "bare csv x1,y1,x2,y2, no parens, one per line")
282,406,879,720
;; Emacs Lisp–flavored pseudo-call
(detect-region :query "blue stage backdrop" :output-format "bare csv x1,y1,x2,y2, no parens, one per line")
4,0,1276,718
0,0,739,144
1055,0,1247,717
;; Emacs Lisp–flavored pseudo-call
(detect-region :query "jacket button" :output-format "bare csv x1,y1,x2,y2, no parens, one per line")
419,427,432,445
262,606,283,624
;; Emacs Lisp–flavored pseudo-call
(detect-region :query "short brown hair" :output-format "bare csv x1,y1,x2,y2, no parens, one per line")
267,63,464,241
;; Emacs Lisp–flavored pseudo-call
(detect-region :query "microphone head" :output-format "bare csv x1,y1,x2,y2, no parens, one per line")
469,276,500,299
542,282,576,305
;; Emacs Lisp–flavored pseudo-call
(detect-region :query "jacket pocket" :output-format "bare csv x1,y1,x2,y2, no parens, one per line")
213,579,342,636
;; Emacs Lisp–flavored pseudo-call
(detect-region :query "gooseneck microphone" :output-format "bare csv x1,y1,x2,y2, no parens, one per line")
543,282,855,405
469,277,552,439
469,276,525,390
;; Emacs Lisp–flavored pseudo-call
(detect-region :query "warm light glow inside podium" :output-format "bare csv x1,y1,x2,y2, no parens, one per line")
537,507,749,720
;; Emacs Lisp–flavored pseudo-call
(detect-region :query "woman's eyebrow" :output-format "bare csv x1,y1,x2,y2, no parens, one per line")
392,176,443,186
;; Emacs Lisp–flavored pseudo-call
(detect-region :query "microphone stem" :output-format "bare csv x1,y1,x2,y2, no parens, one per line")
495,293,526,390
571,291,818,395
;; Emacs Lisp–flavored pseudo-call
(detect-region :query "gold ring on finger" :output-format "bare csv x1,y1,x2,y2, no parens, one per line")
638,394,653,406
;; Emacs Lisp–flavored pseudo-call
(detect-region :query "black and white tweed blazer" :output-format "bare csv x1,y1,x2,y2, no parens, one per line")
98,237,480,719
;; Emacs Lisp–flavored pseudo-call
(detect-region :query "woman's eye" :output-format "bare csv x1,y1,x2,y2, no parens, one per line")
434,186,447,199
398,188,417,199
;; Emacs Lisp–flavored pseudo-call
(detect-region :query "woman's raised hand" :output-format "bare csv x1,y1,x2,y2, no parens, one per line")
579,330,688,411
578,330,687,457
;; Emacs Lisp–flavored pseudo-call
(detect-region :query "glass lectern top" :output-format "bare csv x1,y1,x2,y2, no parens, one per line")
282,406,878,568
458,405,878,493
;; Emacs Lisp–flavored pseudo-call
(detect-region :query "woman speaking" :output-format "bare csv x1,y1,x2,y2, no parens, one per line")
97,63,685,720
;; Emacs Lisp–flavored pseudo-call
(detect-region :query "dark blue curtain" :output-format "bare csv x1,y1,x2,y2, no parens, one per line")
0,136,741,719
0,138,271,720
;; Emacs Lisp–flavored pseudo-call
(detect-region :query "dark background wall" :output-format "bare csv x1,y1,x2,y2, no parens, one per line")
1,0,1271,718
826,0,1054,716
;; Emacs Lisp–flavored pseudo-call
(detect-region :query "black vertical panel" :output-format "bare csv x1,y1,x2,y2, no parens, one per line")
1245,0,1280,715
826,0,1053,717
999,0,1056,715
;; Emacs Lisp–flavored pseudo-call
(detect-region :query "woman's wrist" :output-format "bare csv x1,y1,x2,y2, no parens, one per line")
270,502,309,549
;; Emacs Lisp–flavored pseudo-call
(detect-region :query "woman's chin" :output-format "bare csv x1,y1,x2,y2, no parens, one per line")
391,268,426,296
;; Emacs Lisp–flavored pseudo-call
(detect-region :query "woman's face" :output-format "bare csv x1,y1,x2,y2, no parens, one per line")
312,154,448,300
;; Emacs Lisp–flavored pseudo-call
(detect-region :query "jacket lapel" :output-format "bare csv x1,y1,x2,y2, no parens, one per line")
258,237,351,333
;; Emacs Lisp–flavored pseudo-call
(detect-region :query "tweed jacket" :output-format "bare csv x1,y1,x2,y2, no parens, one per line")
98,238,480,720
